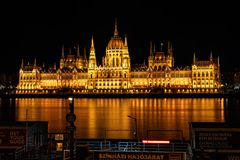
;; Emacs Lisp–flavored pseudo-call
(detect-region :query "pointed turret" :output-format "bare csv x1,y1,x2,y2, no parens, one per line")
114,18,118,37
77,44,80,57
61,45,65,58
148,41,154,68
54,62,56,70
150,41,153,56
210,51,213,61
90,35,95,54
34,58,37,67
193,52,196,64
89,35,97,69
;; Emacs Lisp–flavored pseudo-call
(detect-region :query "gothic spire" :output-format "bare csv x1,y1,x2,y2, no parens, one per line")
168,41,173,53
193,52,196,63
210,51,213,61
54,62,56,70
150,41,153,56
114,18,118,37
90,35,95,52
34,58,37,66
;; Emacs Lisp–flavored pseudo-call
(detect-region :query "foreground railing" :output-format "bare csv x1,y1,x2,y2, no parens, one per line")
76,140,190,152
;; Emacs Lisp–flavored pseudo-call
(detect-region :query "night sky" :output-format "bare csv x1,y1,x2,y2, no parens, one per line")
1,1,240,74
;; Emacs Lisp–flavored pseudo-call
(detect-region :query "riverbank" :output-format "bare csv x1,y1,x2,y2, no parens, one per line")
1,93,240,98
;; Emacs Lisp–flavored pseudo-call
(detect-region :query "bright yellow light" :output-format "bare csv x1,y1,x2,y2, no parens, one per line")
68,97,73,101
142,140,170,144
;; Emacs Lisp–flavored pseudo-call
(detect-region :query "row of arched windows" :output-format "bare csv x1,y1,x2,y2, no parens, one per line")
193,71,213,77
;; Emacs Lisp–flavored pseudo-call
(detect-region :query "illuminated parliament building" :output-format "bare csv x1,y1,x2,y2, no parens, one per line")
16,21,221,94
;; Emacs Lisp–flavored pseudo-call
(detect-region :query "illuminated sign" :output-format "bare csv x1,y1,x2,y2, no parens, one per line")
94,152,185,160
194,131,240,149
0,128,26,147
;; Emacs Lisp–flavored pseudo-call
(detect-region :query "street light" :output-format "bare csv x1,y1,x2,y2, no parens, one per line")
68,97,74,113
127,115,137,140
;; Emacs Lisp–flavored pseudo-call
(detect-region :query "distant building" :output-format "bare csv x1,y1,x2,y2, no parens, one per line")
16,20,221,94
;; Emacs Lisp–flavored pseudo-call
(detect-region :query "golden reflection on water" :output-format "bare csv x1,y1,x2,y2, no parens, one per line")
15,98,225,140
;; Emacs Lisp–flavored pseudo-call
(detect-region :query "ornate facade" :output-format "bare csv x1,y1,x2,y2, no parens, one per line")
16,21,221,94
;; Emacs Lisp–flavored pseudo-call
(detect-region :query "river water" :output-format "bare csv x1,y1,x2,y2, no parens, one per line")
0,98,231,140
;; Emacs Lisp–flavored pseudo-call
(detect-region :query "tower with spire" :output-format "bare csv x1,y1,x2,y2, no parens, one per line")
148,41,174,69
88,35,97,69
148,41,154,67
76,44,85,69
166,41,174,67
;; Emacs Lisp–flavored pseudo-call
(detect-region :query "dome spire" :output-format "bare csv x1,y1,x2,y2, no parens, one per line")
114,18,118,37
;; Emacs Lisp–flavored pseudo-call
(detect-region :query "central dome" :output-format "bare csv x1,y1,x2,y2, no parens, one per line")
107,37,124,49
106,19,124,50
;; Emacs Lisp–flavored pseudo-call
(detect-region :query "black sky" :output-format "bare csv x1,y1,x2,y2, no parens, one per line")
1,1,240,74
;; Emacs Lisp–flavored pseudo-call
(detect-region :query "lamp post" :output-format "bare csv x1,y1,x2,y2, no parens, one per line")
127,115,137,141
66,97,76,160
